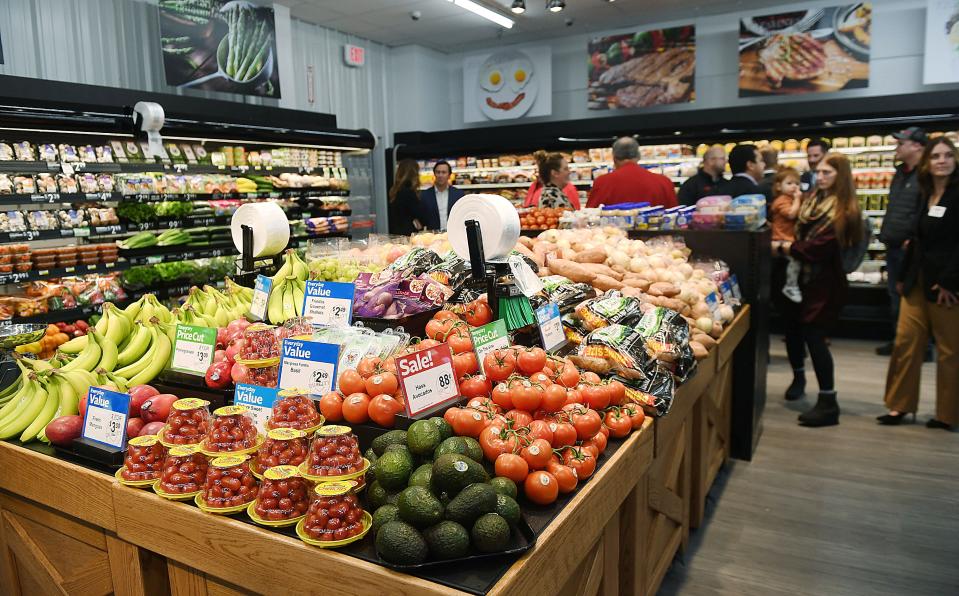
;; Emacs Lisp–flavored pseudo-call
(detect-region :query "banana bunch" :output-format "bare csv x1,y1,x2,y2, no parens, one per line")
182,284,250,327
236,177,258,194
128,294,174,326
110,318,172,387
0,357,91,443
266,250,309,324
57,302,133,356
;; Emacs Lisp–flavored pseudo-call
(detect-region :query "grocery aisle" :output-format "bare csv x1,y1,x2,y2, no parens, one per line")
660,338,959,596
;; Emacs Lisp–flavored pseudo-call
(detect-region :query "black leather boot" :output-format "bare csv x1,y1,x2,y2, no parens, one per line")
785,371,805,401
798,392,840,427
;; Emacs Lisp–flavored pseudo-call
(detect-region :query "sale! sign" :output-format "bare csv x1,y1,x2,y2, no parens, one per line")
395,344,460,417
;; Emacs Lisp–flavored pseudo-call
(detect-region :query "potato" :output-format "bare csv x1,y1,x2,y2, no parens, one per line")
710,321,724,339
537,267,552,277
592,274,625,291
623,278,651,291
689,341,708,360
548,258,596,284
581,263,623,280
648,282,680,298
572,249,607,264
692,333,717,349
518,236,534,249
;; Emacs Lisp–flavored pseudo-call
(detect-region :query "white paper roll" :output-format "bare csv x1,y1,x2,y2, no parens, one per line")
231,201,290,257
447,194,520,262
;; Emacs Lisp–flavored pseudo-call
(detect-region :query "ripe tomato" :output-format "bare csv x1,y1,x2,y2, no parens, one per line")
449,408,487,437
453,352,479,378
356,357,382,378
606,380,625,406
524,471,559,505
546,458,578,493
529,372,552,387
581,384,610,410
461,375,492,399
527,419,553,444
505,409,533,428
342,393,370,424
564,389,584,406
548,420,577,448
480,425,519,461
463,301,493,327
448,334,474,355
365,371,398,397
433,310,459,321
622,403,646,429
424,319,447,341
484,351,516,382
541,384,567,412
510,381,542,412
368,394,403,428
338,369,366,395
581,371,601,384
604,409,632,438
563,404,602,440
319,392,343,422
491,382,514,410
495,453,528,483
556,362,580,388
521,438,553,470
562,447,596,480
517,347,547,375
582,431,607,456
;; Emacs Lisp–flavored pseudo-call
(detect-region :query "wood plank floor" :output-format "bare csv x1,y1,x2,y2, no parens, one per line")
659,337,959,596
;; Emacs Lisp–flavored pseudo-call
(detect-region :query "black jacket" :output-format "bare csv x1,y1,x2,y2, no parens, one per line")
388,187,423,236
800,170,815,194
901,180,959,297
879,164,921,247
677,169,725,205
717,174,762,199
758,171,776,201
419,185,465,230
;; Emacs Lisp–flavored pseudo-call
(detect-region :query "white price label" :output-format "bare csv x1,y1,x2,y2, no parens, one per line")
249,275,272,321
171,325,217,375
81,387,131,450
536,304,566,352
395,344,460,417
278,339,339,396
302,281,353,328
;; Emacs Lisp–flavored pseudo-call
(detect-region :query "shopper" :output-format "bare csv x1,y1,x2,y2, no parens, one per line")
875,127,928,356
419,160,465,231
770,167,804,306
387,159,425,236
878,136,959,430
586,137,677,208
717,144,764,198
758,146,779,201
800,138,831,194
523,151,580,210
677,145,726,205
772,153,863,427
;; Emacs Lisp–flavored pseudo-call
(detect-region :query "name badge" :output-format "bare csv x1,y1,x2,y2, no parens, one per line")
928,205,946,218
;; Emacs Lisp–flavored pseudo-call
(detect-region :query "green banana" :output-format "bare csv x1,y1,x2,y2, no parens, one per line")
271,251,293,283
58,333,88,355
0,376,22,402
267,279,285,324
56,368,96,403
290,250,309,281
0,374,48,440
117,322,150,367
20,375,60,442
0,362,33,422
124,297,143,321
60,332,102,372
114,326,159,380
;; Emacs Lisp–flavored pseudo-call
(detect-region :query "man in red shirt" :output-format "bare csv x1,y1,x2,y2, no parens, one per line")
586,137,678,208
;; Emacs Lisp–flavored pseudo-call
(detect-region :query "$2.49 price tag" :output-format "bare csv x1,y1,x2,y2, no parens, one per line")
171,324,217,375
81,386,131,450
301,281,354,328
278,339,339,396
395,344,459,418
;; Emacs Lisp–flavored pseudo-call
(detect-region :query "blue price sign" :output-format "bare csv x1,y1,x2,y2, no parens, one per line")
249,275,273,321
301,281,354,328
233,383,279,433
535,303,566,353
81,387,131,449
278,339,340,396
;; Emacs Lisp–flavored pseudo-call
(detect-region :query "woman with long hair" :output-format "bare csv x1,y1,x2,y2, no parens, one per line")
879,136,959,429
523,151,581,210
388,159,425,235
772,153,862,427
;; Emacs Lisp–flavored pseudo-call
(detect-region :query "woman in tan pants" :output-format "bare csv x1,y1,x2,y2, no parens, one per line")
879,137,959,430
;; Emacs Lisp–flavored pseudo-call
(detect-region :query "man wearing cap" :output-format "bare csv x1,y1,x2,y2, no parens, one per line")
876,127,928,356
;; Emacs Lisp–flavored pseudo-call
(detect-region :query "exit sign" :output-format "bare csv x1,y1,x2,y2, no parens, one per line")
344,44,365,67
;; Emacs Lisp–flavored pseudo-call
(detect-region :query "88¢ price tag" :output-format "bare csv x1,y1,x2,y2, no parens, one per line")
395,344,460,418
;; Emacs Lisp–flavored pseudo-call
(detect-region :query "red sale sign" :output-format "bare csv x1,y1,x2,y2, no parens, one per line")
395,344,460,417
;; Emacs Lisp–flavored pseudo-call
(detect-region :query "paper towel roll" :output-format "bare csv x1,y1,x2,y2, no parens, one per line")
447,194,520,262
231,201,290,257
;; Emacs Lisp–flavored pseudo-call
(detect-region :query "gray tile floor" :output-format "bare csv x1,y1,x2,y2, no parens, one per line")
659,338,959,596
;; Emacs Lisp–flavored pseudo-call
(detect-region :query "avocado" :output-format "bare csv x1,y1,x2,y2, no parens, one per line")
434,436,469,460
428,416,454,441
494,494,521,526
375,521,429,565
367,481,401,510
471,513,511,553
489,477,518,499
407,420,442,456
375,449,414,491
408,463,433,488
462,436,484,463
384,443,412,456
445,482,498,526
372,430,408,456
364,447,378,464
371,504,400,535
431,454,489,498
423,521,470,560
397,486,445,528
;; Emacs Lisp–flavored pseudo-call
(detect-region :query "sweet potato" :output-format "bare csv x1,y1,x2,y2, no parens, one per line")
692,333,717,349
621,287,643,298
689,341,709,360
592,274,624,291
537,267,552,277
514,241,538,263
572,249,607,264
548,258,596,283
580,263,623,280
568,354,612,375
622,278,651,291
532,243,551,267
611,264,627,275
648,282,680,298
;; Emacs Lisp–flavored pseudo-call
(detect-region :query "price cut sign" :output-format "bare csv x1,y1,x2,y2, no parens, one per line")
278,339,339,396
302,281,354,328
470,319,510,375
233,383,279,434
81,386,131,450
171,324,217,375
395,343,460,418
249,275,272,321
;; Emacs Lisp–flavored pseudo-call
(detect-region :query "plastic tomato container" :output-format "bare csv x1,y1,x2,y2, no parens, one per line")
241,323,280,361
250,465,311,524
118,434,167,484
268,388,323,431
300,481,368,544
155,444,209,497
301,425,365,479
203,405,260,454
199,455,258,511
244,361,279,388
252,428,310,476
161,398,211,446
276,317,312,341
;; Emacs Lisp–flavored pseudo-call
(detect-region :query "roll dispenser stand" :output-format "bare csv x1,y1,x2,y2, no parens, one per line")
233,224,286,288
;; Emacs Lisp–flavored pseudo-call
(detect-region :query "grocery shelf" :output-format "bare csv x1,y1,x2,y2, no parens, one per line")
779,145,896,160
0,261,127,286
0,304,104,326
863,209,886,216
853,167,896,174
0,188,349,206
0,161,344,176
857,189,889,195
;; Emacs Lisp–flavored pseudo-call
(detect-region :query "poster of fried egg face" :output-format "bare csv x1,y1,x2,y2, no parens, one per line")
463,45,551,123
923,0,959,84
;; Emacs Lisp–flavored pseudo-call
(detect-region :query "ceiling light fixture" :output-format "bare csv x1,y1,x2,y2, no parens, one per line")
547,0,565,13
447,0,514,28
511,0,526,14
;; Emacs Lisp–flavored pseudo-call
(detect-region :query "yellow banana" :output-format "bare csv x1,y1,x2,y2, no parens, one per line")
124,297,143,321
117,322,150,367
290,250,309,281
114,326,159,381
93,331,118,373
60,332,102,372
282,281,296,322
0,374,48,440
128,331,171,386
20,375,61,442
57,334,88,355
0,364,34,423
272,251,293,283
57,368,96,403
267,279,285,324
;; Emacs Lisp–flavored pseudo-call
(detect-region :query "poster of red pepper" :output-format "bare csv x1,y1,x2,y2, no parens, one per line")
159,0,281,98
587,25,696,111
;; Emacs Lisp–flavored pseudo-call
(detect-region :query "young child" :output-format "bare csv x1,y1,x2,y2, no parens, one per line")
770,168,804,303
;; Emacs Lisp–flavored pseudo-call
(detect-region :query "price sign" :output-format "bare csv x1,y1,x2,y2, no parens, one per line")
470,320,510,375
81,387,131,449
535,303,566,353
704,292,721,321
719,280,734,305
233,383,278,433
170,324,217,375
278,339,339,396
249,275,272,321
302,281,354,328
395,344,459,418
729,275,743,302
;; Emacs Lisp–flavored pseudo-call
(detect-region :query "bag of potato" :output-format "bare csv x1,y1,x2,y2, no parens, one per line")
573,291,644,331
635,307,697,383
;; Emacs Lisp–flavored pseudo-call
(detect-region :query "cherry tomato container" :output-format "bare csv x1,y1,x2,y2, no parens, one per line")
196,455,259,513
160,398,211,447
240,323,280,360
252,427,310,477
154,444,209,499
117,434,167,487
201,405,263,455
299,425,368,481
248,465,311,526
297,480,371,547
276,317,312,341
268,388,323,432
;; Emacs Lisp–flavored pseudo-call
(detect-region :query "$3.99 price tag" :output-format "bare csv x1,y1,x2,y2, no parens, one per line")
470,320,510,375
395,344,459,418
249,275,272,321
81,386,131,450
171,324,218,375
302,281,354,328
278,339,339,396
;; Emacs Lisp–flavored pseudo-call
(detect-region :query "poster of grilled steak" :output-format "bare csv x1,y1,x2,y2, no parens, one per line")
739,4,871,96
588,26,695,110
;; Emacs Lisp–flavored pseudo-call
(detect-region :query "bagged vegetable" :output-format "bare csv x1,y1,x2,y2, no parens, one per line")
530,275,596,313
573,291,644,331
619,367,676,417
387,247,443,277
569,324,652,381
635,307,696,382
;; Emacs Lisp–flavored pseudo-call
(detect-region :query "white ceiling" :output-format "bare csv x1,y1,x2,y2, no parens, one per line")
280,0,781,52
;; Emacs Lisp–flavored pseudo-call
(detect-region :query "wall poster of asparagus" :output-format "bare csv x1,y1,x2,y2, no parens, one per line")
159,0,281,98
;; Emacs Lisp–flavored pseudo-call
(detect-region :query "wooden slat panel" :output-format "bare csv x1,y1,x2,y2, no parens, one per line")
0,492,106,550
717,306,750,367
600,510,619,596
106,533,170,596
655,349,714,456
2,512,66,595
168,560,207,596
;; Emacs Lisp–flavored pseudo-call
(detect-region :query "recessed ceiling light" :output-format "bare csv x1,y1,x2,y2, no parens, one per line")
446,0,514,29
547,0,565,13
511,0,526,14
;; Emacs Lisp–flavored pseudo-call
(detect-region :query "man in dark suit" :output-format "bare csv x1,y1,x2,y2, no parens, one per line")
800,138,831,195
419,161,465,231
758,146,779,201
718,144,764,198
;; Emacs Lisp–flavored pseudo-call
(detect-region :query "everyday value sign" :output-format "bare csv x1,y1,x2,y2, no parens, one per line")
395,344,459,417
278,338,339,396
